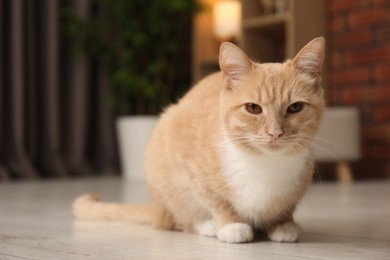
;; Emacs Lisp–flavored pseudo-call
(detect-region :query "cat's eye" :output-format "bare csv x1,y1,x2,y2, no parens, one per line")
245,103,262,115
287,102,304,114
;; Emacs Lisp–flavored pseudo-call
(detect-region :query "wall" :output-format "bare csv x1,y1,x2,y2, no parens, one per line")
327,0,390,178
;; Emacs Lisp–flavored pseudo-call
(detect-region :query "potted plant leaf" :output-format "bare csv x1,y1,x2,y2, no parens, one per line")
63,0,200,181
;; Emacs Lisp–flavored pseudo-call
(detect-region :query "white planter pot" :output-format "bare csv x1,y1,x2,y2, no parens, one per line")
116,116,158,182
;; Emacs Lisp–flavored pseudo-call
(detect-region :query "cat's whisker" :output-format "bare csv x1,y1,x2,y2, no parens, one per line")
282,134,341,163
224,135,258,152
220,136,249,146
293,143,310,157
292,142,322,184
299,138,342,164
222,132,270,151
294,135,341,148
299,144,322,184
312,162,322,184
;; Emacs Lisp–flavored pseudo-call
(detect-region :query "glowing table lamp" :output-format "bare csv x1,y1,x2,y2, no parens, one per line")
213,0,242,42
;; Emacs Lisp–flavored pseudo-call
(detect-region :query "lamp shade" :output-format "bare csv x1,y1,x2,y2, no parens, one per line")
213,1,241,41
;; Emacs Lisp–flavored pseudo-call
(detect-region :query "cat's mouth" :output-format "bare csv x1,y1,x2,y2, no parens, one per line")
264,139,292,153
267,142,283,151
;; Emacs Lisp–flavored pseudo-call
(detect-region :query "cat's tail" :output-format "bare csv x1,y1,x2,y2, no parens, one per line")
73,193,152,224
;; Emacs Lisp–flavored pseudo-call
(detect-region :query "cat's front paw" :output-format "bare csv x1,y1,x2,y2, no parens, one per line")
195,219,217,237
268,221,301,242
217,223,253,243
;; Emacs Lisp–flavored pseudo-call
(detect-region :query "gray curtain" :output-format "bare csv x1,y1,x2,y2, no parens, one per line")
0,0,119,179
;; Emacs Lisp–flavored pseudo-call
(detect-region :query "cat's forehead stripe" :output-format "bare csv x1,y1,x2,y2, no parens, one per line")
254,71,291,104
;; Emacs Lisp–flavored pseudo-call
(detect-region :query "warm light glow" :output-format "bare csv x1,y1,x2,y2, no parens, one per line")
213,0,241,41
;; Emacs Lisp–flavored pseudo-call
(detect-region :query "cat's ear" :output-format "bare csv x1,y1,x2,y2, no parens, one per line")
293,37,325,79
219,42,252,87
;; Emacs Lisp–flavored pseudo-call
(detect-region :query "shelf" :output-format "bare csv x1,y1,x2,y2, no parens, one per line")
242,13,289,30
193,0,326,82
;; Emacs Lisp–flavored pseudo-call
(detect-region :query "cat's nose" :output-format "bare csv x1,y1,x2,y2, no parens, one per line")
267,129,284,140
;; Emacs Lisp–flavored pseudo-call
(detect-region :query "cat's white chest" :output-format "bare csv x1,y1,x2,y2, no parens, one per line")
221,142,308,226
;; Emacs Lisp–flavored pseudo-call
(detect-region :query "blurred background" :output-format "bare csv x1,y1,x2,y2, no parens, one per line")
0,0,389,181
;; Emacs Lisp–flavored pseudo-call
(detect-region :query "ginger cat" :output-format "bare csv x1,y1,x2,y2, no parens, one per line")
74,37,325,243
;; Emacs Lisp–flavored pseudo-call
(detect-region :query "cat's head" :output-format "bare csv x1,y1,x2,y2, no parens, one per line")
219,37,325,155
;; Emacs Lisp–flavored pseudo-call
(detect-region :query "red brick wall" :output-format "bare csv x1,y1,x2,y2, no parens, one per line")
327,0,390,178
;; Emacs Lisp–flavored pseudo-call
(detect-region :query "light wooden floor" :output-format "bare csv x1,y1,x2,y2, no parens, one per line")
0,177,389,260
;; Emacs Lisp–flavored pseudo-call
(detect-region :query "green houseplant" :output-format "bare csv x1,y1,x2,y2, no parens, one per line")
63,0,199,115
63,0,200,180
